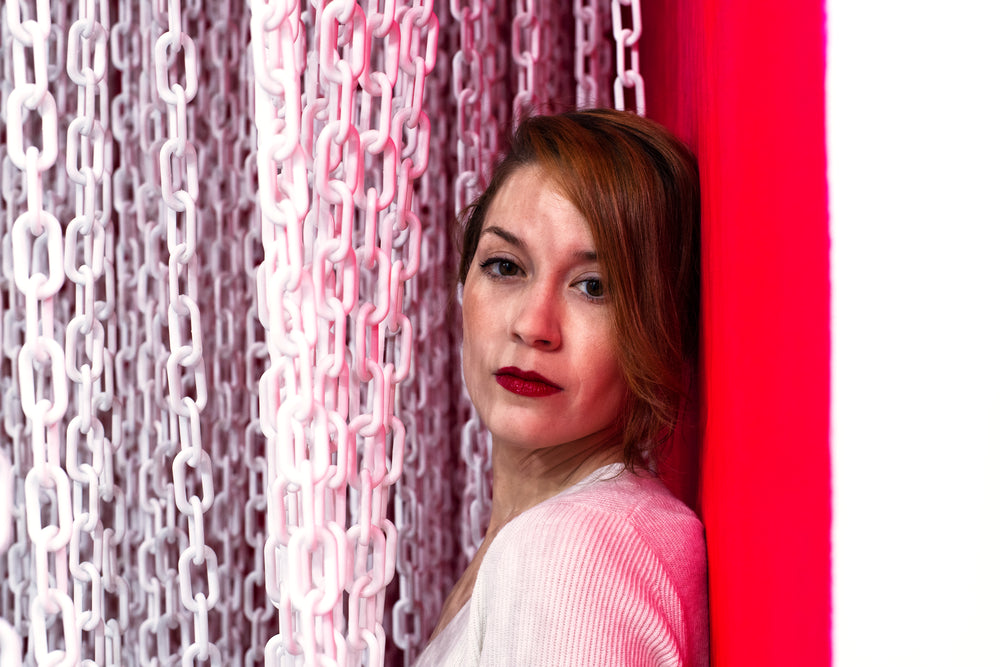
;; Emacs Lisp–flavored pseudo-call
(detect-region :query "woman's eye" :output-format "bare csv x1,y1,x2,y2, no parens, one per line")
496,260,519,276
578,277,605,299
480,258,521,278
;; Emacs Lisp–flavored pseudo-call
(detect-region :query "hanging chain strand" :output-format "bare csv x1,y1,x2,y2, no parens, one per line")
240,0,277,660
152,0,220,661
2,1,26,664
65,0,114,663
611,0,644,113
5,0,81,663
391,4,461,662
511,0,538,124
574,0,601,108
248,2,312,661
107,1,144,663
450,0,494,573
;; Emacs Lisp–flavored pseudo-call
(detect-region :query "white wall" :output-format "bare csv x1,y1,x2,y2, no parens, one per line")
828,3,1000,665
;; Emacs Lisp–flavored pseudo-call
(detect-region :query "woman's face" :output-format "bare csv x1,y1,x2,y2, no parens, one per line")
462,166,628,456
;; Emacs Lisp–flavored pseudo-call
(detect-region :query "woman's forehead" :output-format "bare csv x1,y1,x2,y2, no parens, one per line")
476,170,599,261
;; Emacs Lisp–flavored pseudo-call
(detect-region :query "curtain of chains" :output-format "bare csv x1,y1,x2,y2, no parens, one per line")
248,0,437,663
0,1,643,665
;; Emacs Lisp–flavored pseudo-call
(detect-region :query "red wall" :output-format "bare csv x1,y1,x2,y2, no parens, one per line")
642,3,831,665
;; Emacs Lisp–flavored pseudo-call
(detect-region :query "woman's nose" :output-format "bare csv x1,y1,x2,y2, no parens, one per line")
509,283,562,349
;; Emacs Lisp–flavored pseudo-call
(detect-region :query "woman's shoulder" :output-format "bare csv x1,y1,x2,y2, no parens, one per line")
558,466,701,522
472,467,709,667
488,466,706,581
529,467,703,546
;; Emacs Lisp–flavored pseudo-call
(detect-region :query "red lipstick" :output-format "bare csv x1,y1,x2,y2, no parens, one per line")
494,367,562,397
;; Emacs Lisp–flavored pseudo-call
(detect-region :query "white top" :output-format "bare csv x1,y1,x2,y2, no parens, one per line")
415,464,709,666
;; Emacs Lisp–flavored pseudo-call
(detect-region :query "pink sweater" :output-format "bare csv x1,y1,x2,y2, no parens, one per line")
416,464,709,666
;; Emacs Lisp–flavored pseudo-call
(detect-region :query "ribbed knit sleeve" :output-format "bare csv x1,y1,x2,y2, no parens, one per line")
469,474,708,667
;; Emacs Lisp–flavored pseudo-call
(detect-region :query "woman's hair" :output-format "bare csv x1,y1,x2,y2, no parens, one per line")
457,109,701,470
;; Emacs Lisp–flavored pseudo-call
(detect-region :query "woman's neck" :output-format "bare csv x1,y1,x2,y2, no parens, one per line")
487,437,624,532
426,435,624,643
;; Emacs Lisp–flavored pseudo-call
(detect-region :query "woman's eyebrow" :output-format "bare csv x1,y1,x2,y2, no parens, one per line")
481,225,522,248
481,225,598,261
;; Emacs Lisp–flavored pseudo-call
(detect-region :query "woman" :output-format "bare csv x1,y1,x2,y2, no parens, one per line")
417,109,707,666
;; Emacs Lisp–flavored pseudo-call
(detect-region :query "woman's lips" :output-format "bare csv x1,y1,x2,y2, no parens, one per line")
494,367,562,397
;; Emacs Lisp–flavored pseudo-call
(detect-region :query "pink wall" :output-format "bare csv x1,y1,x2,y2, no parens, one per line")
642,2,832,665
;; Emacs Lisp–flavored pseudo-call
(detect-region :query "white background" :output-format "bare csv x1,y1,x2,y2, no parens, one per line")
828,2,1000,664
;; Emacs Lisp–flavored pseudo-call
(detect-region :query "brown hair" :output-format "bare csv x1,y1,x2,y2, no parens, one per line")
457,109,701,470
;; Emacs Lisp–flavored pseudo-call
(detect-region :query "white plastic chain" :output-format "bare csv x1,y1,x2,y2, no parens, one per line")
107,2,143,663
0,1,261,664
4,1,79,665
118,1,183,663
153,0,221,662
64,0,115,664
510,0,538,122
573,0,612,109
451,0,509,213
390,3,464,662
449,0,499,570
611,0,645,114
249,0,437,663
